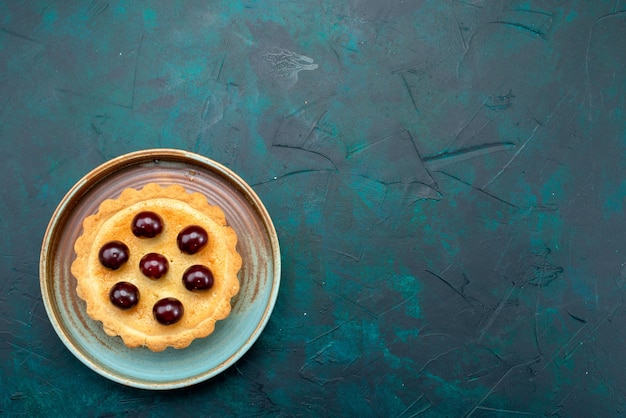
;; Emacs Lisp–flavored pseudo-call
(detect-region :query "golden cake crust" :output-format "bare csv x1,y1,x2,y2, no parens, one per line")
71,183,242,352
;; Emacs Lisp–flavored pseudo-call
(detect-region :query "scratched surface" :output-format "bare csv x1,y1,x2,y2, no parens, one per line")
1,0,625,416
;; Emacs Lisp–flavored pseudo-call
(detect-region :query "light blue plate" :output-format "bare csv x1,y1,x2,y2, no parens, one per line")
40,149,281,389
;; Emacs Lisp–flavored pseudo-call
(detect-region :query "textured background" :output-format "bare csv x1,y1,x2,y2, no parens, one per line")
1,0,625,416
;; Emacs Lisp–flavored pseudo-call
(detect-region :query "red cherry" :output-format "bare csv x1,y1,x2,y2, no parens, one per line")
139,253,169,279
153,298,184,325
132,211,163,238
182,265,214,291
177,225,208,254
99,241,129,270
109,282,139,309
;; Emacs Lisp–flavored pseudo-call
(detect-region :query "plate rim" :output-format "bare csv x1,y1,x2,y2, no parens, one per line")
39,148,281,390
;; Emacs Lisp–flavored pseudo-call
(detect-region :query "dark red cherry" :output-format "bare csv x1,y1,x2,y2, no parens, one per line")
109,282,139,309
177,225,208,254
139,253,169,279
182,265,214,291
99,241,129,270
132,211,163,238
153,298,184,325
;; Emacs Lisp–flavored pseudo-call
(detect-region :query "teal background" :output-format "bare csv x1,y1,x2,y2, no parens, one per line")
1,0,625,416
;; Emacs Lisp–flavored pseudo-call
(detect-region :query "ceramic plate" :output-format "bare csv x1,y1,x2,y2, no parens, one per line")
39,149,280,389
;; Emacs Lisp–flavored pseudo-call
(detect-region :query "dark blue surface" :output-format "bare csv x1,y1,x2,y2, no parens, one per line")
1,0,625,416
